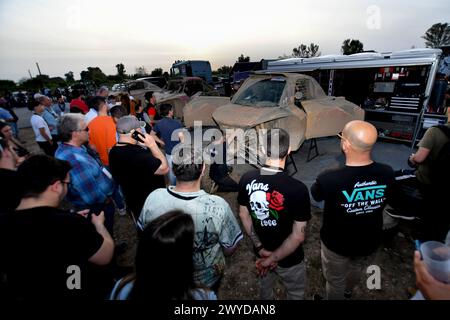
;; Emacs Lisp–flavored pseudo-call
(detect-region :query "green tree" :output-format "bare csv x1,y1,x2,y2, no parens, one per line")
107,75,122,82
422,23,450,48
65,71,75,83
115,63,126,80
150,68,163,76
237,54,250,62
341,39,364,55
292,43,321,58
19,76,46,91
216,65,232,76
80,67,108,87
0,80,17,94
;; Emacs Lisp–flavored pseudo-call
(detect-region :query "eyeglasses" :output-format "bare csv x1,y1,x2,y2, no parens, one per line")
76,127,89,132
60,180,72,187
337,132,348,142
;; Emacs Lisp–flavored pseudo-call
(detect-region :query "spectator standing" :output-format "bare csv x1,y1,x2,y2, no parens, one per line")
310,120,395,300
152,103,184,185
38,95,60,142
144,91,158,126
69,90,89,114
55,114,116,234
88,97,119,166
0,137,20,212
134,100,152,133
238,128,310,300
0,155,114,299
388,107,450,241
30,98,55,156
109,116,168,219
0,98,19,138
139,146,242,291
52,95,69,117
0,121,30,164
110,210,217,300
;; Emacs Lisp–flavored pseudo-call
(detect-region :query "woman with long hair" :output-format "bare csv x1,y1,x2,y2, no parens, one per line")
110,210,216,300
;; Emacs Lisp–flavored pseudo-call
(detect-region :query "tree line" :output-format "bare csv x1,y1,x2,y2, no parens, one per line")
1,22,448,94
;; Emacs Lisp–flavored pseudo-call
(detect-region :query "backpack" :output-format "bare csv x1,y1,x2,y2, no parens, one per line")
429,125,450,185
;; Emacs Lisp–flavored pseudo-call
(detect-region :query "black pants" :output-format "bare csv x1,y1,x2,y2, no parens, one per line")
37,141,57,156
389,171,426,216
390,170,450,241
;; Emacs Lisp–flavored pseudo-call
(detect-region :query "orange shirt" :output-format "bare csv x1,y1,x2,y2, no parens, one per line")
88,116,117,166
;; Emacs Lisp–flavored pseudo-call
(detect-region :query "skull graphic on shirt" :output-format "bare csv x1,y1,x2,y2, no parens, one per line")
249,190,269,220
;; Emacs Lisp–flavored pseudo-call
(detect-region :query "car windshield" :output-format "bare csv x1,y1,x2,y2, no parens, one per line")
234,77,286,107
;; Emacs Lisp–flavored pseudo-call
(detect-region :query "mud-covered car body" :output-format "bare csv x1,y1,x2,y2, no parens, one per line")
183,73,364,163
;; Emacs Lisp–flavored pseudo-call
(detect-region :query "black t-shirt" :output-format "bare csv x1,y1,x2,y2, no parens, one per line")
238,168,311,267
311,162,395,257
0,169,21,213
109,143,165,215
0,207,104,299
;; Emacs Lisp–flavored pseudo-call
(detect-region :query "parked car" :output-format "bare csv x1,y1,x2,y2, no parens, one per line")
110,80,164,101
183,72,365,164
135,76,167,88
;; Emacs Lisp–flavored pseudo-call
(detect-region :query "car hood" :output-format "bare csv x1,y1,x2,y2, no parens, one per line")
183,96,230,128
212,103,291,129
153,92,189,103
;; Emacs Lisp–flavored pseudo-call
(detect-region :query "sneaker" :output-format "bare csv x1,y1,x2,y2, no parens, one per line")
384,207,417,221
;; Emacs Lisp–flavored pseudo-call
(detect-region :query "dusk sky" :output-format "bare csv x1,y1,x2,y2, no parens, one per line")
0,0,449,81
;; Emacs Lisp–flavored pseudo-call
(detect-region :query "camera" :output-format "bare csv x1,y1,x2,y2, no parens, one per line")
132,130,145,143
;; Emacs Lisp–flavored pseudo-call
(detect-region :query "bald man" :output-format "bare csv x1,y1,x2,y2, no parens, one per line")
311,120,395,300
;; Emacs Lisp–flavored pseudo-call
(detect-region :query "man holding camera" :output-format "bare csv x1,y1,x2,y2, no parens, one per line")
109,116,169,220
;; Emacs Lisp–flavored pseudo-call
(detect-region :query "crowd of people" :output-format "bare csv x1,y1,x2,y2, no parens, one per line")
0,83,449,300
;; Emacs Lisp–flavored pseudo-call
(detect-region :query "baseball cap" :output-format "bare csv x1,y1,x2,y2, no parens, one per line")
116,115,146,134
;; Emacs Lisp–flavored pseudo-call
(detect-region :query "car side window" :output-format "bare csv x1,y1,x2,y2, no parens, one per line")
129,82,145,91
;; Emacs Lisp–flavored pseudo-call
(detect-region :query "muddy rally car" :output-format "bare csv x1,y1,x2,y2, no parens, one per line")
183,72,364,164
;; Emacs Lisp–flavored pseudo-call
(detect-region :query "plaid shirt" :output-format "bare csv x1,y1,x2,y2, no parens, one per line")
55,143,114,207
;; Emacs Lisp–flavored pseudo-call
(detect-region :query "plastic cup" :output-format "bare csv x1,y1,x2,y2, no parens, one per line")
420,241,450,284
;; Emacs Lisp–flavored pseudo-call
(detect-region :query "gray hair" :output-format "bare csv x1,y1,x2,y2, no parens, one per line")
97,86,109,96
36,95,50,104
59,113,85,142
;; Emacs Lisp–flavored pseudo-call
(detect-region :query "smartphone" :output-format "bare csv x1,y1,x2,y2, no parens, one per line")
415,240,423,260
132,130,145,143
